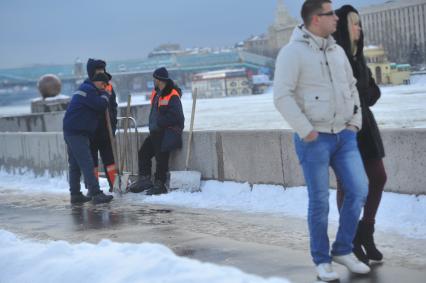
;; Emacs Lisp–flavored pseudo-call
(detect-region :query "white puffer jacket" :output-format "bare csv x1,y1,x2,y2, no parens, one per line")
273,25,361,138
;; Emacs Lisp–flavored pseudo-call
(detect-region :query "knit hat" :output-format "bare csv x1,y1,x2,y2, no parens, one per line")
153,67,170,82
92,73,110,83
105,72,112,80
87,58,106,80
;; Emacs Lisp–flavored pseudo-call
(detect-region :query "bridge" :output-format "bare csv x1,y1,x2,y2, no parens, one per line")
0,51,275,102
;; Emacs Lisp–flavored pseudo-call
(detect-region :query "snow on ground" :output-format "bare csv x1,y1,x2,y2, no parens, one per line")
0,170,72,194
0,229,289,283
138,181,426,240
0,79,425,282
0,170,425,240
1,81,426,129
411,73,426,85
130,83,426,131
0,103,30,116
372,84,426,129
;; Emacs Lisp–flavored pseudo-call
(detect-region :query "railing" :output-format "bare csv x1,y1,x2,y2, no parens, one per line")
115,116,139,177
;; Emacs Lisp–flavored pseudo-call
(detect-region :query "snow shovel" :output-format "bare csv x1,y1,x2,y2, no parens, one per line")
105,98,129,193
168,88,201,192
116,94,133,193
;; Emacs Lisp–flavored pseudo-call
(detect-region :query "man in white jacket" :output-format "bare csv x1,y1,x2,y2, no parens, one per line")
273,0,370,281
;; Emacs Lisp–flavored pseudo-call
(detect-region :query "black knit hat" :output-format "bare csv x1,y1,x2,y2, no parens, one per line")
92,73,109,83
105,72,112,80
153,67,170,82
87,58,106,80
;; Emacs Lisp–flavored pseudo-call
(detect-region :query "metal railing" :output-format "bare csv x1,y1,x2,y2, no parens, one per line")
115,116,139,177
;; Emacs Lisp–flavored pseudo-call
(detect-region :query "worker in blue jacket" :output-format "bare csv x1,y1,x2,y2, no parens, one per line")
86,58,118,192
63,73,114,204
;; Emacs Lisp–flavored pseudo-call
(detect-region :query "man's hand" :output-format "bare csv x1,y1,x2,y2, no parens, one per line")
303,130,319,142
346,125,359,132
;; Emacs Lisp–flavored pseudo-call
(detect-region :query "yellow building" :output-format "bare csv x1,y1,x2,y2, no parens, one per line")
364,46,411,85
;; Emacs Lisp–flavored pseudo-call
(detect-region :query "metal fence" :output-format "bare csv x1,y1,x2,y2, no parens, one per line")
115,116,139,178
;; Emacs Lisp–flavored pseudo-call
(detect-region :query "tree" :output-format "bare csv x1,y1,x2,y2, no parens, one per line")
409,42,424,70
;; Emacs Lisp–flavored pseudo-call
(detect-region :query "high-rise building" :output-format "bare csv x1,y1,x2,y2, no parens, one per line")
267,0,298,56
242,0,298,58
359,0,426,67
364,46,411,84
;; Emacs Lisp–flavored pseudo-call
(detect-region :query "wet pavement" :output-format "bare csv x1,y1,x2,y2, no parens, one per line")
0,188,425,283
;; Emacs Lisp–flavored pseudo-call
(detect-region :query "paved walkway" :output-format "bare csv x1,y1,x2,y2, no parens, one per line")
1,189,425,283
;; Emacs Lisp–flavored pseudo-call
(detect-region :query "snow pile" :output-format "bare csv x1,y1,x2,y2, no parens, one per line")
168,170,202,192
147,181,313,217
142,181,426,240
410,73,426,85
0,170,69,194
0,230,290,283
31,94,70,102
0,170,108,195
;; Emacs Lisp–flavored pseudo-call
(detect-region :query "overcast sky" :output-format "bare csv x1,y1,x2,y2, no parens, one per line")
0,0,386,69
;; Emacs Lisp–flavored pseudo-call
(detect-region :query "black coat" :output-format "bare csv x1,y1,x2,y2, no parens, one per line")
150,81,185,152
95,86,118,141
333,5,385,159
86,58,118,140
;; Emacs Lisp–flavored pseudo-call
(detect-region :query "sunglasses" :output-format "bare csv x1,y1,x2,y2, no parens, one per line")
317,10,336,17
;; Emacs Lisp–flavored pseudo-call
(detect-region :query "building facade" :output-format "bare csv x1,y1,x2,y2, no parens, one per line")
243,34,271,58
359,0,426,67
0,50,274,102
267,0,298,57
192,69,252,98
364,46,411,85
241,0,297,59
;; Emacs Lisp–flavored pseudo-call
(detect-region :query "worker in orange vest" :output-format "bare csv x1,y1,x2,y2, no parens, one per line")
129,67,185,195
87,58,118,192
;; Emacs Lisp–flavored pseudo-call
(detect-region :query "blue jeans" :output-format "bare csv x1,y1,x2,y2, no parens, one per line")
64,134,101,196
294,130,368,265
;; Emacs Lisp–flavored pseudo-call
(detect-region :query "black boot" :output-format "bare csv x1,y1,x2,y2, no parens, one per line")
353,221,369,265
70,192,91,204
361,221,383,261
91,191,114,204
146,180,167,195
129,175,153,193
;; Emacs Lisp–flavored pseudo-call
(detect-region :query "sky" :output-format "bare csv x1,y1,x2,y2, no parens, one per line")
0,0,386,69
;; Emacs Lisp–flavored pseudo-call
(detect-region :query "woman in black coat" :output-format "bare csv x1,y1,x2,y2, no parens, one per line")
333,5,387,265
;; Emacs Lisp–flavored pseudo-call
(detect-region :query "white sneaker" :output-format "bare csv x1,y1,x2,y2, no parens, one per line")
315,263,339,281
332,253,371,274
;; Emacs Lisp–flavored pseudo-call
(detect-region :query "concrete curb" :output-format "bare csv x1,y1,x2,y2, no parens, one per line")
0,129,425,195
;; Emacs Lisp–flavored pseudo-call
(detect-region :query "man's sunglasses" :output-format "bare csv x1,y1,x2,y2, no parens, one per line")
317,10,336,17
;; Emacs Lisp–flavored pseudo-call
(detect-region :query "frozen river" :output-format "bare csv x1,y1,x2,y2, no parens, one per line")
1,82,426,131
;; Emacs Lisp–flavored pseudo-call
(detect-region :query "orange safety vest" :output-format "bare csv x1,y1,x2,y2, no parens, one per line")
105,83,113,94
150,89,180,108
